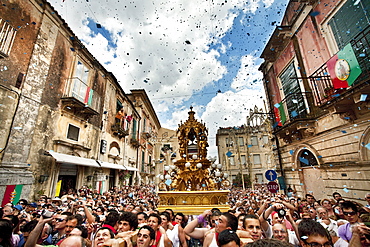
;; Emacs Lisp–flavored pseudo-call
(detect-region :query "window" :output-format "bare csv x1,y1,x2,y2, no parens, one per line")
253,154,261,165
116,100,123,112
241,155,246,165
279,62,307,120
132,119,137,140
298,150,319,167
69,59,101,111
0,19,16,58
143,118,146,132
162,144,172,152
256,174,263,184
266,154,271,164
229,156,235,166
238,137,244,146
329,0,370,50
141,151,145,172
71,60,89,102
67,124,80,141
262,135,269,144
251,136,258,146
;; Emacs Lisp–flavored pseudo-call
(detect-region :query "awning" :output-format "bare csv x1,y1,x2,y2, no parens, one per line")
98,161,138,171
124,165,138,171
98,161,125,170
47,150,100,168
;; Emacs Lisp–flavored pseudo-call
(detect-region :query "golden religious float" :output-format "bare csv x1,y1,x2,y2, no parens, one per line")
157,107,230,214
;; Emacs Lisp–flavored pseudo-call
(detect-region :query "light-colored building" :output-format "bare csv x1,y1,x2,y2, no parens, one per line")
127,89,161,185
216,106,275,188
259,0,370,201
152,128,179,189
0,0,163,202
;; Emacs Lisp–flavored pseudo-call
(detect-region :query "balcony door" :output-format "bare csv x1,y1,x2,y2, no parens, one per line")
280,62,307,119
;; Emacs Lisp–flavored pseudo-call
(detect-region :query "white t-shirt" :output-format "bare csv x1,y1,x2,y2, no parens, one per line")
334,237,349,247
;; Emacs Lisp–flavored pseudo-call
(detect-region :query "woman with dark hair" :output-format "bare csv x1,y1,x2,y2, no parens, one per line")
0,219,13,247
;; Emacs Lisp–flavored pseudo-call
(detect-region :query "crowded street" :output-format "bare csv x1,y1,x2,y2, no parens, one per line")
0,185,370,246
1,0,370,245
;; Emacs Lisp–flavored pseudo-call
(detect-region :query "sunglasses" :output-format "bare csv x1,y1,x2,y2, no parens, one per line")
343,211,356,216
55,218,65,222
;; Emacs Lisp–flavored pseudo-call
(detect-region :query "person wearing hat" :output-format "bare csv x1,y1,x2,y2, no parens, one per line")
17,199,28,210
12,205,23,218
51,198,62,208
25,203,37,213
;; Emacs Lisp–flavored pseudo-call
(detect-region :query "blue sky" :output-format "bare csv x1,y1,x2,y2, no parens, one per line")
48,0,288,157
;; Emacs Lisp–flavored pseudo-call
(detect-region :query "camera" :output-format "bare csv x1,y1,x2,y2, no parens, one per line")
277,209,286,218
42,210,54,218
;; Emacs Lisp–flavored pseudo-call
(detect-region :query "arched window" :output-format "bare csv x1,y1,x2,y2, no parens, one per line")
298,149,318,167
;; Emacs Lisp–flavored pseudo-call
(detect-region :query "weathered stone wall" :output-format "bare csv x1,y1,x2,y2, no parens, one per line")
280,116,370,203
2,11,59,167
0,0,41,88
0,86,19,160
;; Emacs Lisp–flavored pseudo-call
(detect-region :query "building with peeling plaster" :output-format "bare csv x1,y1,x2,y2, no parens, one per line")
216,106,276,188
126,89,161,185
0,0,164,202
259,0,370,201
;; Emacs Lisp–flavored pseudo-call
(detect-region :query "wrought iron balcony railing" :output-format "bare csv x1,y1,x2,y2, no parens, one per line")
308,25,370,106
272,92,320,132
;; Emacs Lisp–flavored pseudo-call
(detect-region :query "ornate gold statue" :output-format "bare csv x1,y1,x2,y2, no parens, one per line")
158,107,230,214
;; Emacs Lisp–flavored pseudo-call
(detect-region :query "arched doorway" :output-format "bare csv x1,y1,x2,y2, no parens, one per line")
295,147,325,199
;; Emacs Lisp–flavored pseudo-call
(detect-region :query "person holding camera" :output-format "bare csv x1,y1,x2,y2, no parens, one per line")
259,200,299,246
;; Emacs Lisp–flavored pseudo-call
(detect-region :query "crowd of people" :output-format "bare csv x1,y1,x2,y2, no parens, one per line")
0,184,370,247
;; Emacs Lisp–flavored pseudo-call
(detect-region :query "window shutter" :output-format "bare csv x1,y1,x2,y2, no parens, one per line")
329,0,370,49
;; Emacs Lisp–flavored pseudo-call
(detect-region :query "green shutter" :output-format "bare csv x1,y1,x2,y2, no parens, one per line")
279,63,306,120
329,0,370,49
132,119,137,140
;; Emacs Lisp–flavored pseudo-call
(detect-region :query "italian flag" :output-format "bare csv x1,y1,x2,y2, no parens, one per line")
1,185,23,206
326,43,362,89
274,102,286,126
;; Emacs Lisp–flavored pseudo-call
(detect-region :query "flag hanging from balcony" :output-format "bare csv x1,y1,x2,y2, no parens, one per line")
326,43,362,89
274,102,286,126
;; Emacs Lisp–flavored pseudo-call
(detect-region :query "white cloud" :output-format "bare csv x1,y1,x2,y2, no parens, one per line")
201,88,265,157
48,0,275,158
48,0,263,104
231,54,263,91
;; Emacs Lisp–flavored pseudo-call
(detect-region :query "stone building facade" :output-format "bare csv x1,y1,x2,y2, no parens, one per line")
0,0,163,203
259,0,370,201
216,106,275,187
126,89,161,185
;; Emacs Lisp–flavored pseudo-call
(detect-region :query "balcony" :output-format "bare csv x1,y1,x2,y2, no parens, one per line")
111,122,129,139
273,92,320,144
61,78,101,119
141,131,152,140
61,97,98,120
129,138,140,148
308,25,370,107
